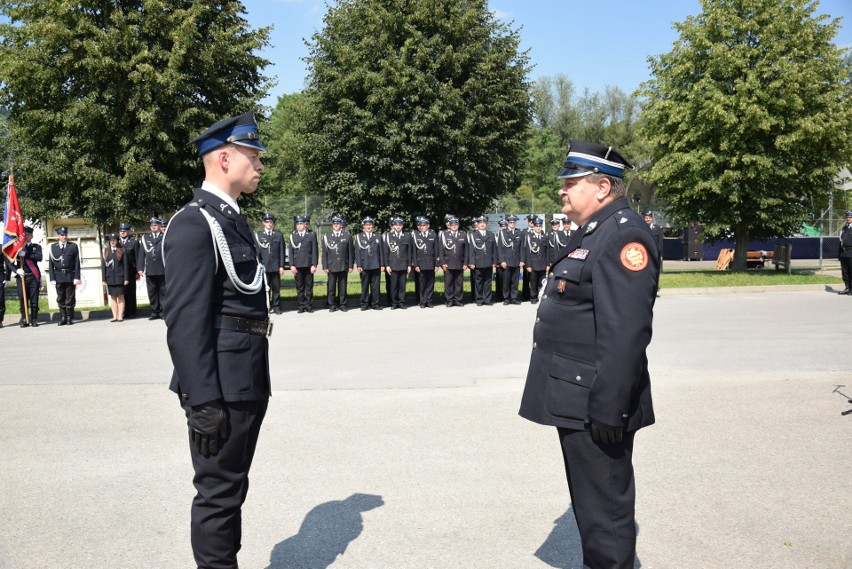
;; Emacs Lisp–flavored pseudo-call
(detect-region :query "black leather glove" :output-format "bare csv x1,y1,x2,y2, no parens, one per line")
188,402,228,457
589,417,624,444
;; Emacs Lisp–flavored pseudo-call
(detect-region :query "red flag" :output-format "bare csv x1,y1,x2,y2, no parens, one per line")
2,168,25,262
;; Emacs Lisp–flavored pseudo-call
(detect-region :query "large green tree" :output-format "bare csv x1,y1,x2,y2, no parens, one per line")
0,0,271,227
301,0,531,223
640,0,852,270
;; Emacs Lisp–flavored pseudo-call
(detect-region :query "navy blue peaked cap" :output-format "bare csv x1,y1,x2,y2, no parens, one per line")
558,139,633,179
190,112,265,156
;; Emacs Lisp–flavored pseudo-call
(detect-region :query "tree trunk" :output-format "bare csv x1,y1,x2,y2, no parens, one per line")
732,220,749,272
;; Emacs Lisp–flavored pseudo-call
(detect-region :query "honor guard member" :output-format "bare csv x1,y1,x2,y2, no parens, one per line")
383,217,412,309
256,213,286,313
48,226,81,325
643,210,665,291
466,215,497,306
494,219,508,302
322,216,354,311
839,210,852,295
117,223,139,317
165,112,272,569
521,218,549,304
7,226,42,326
354,216,384,310
548,218,570,266
437,215,466,307
288,216,318,313
497,214,523,304
521,214,537,300
139,217,166,319
519,140,658,569
411,217,438,308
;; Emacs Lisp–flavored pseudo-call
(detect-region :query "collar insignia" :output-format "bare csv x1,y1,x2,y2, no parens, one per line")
585,221,598,233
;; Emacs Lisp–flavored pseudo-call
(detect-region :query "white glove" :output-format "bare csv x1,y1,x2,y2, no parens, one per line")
17,250,25,257
73,279,80,285
50,280,56,285
16,269,24,276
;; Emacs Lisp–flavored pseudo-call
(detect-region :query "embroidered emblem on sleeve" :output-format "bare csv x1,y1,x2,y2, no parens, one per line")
620,242,649,271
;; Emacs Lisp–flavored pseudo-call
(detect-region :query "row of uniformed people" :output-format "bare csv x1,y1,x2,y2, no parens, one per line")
254,212,573,312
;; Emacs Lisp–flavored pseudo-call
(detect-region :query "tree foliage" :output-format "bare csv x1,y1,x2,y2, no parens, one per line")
301,0,531,223
640,0,852,270
0,0,271,227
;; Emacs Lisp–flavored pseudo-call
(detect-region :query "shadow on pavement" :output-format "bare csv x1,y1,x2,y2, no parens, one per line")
535,506,641,569
266,493,384,569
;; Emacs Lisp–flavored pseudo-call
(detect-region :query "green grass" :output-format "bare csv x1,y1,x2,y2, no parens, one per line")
660,269,841,288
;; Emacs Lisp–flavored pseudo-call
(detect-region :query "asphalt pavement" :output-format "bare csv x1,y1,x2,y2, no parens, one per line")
0,283,850,569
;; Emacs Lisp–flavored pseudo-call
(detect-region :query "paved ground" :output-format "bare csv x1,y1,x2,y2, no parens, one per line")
1,284,851,568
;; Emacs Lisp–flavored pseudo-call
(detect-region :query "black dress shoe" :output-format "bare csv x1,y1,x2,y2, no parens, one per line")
329,306,338,312
31,320,39,327
503,300,510,305
340,306,348,312
372,306,383,310
297,307,305,313
391,306,399,310
839,289,851,295
19,321,28,328
360,306,369,311
510,300,521,305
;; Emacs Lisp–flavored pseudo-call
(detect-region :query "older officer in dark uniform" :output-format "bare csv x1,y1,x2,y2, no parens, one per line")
383,217,411,309
8,226,42,327
521,217,548,304
256,213,286,313
411,216,438,308
117,223,139,318
322,216,354,311
437,216,466,307
354,216,384,310
519,140,658,569
838,210,852,295
47,226,81,325
466,215,496,306
164,112,271,569
288,216,318,313
139,218,166,319
497,214,523,304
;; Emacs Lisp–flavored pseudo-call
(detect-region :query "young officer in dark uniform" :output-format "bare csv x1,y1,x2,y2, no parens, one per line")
548,218,570,266
521,214,536,300
354,216,384,310
521,218,549,304
8,226,42,327
382,217,412,309
411,217,438,308
117,223,139,318
288,216,318,313
256,213,286,313
643,210,665,278
437,216,466,307
321,216,353,311
47,226,81,325
497,214,523,304
164,112,271,569
838,210,852,295
466,215,496,306
139,218,166,319
519,140,658,569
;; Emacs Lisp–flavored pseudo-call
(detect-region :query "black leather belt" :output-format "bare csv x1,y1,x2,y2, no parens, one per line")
214,315,273,337
59,269,73,273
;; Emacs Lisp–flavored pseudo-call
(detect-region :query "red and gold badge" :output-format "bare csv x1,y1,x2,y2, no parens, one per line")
620,242,648,271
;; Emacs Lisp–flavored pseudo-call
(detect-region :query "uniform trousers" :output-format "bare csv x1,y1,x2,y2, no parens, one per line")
327,271,348,307
557,427,637,569
55,282,76,310
124,278,137,317
388,270,407,307
184,399,268,569
16,274,40,316
494,267,505,302
293,267,314,310
528,269,546,302
522,268,531,300
472,267,493,304
360,268,381,308
0,279,5,321
840,254,851,288
443,268,464,305
266,271,281,310
416,269,434,306
502,266,520,301
146,274,166,316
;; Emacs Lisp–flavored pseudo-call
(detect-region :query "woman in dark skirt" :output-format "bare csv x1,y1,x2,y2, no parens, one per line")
102,233,129,322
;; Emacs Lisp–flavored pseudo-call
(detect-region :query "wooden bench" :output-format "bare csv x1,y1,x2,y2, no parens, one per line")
715,248,774,270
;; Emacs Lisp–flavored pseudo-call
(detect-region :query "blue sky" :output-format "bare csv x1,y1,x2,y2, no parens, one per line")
242,0,852,108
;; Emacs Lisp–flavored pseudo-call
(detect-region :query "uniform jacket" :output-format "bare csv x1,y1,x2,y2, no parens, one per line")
647,223,664,260
164,188,271,406
840,223,852,259
102,247,129,286
322,231,354,272
48,242,81,283
382,231,412,271
119,236,139,274
548,230,570,265
288,231,318,268
411,229,438,269
353,232,384,270
519,198,658,432
521,231,549,271
139,232,165,276
7,243,43,280
466,230,497,267
497,228,522,266
256,229,286,271
437,229,466,270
